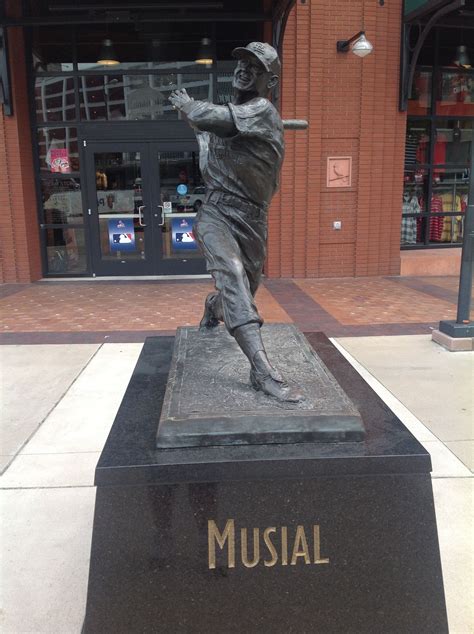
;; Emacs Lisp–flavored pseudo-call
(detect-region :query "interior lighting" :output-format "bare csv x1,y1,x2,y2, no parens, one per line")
195,37,213,65
97,38,120,66
337,31,373,58
453,45,471,69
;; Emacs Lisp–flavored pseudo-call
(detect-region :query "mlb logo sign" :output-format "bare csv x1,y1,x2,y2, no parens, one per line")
108,219,136,252
112,233,133,245
172,217,198,251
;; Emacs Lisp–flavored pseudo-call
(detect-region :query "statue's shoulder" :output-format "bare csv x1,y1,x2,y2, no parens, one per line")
230,97,275,118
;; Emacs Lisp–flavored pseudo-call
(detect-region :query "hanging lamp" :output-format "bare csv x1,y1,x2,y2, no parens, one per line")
453,45,471,69
97,38,120,66
195,37,213,65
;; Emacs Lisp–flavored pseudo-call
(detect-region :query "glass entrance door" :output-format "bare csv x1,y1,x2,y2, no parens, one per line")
155,147,207,275
85,142,154,275
84,140,207,276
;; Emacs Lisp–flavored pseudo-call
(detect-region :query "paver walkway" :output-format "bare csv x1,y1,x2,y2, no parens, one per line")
1,275,472,343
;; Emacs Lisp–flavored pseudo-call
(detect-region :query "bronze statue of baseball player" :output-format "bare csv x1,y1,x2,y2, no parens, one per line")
169,42,302,403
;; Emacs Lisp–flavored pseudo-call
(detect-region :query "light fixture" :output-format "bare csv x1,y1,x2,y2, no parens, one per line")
453,45,471,69
97,38,120,66
195,37,213,65
337,31,373,58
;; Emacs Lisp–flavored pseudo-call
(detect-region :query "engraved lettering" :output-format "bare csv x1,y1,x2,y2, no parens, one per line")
208,519,235,569
207,520,330,570
241,527,260,568
313,524,330,564
263,527,278,567
291,525,311,565
281,526,288,566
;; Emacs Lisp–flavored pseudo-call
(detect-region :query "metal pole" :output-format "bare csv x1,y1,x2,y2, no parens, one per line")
438,138,474,338
456,145,474,324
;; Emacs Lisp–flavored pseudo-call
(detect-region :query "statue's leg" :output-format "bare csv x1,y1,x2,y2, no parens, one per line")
194,206,261,333
232,217,302,403
195,202,302,402
199,291,221,330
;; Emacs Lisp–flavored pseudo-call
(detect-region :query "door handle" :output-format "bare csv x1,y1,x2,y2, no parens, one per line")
138,205,147,227
156,205,166,226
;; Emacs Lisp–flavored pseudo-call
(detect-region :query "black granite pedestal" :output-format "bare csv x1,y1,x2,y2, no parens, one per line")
83,333,448,634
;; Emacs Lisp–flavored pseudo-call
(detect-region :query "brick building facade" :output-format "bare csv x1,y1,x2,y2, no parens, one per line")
1,24,42,282
0,0,471,282
269,0,406,277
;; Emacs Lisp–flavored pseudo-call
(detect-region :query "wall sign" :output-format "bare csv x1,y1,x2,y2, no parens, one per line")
50,149,71,173
327,157,352,188
108,218,136,252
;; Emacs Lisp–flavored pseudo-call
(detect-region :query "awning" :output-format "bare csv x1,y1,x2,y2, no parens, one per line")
404,0,455,22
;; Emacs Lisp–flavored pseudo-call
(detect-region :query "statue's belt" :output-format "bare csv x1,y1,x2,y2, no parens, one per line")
204,190,268,219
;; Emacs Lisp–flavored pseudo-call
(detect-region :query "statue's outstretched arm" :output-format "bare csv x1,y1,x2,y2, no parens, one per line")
169,89,236,138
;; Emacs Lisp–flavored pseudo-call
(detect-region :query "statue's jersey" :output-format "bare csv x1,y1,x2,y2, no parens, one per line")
189,98,284,207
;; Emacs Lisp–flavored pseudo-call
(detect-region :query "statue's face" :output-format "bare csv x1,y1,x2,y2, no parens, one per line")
232,56,274,95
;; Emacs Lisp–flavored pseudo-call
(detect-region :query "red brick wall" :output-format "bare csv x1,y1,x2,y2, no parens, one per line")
267,0,407,277
0,21,42,283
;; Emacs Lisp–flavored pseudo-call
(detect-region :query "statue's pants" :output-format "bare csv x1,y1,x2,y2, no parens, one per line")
194,192,267,334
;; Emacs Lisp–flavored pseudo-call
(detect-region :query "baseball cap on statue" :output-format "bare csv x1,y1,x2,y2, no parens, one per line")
232,42,281,76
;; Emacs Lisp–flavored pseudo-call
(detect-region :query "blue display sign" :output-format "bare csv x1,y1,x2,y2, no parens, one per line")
108,218,136,252
171,217,198,251
177,184,188,195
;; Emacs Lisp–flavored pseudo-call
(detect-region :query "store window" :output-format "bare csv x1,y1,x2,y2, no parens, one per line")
409,68,433,116
41,178,83,225
36,127,86,273
78,74,213,121
402,27,473,249
29,15,267,276
37,127,80,173
35,77,76,123
43,227,87,274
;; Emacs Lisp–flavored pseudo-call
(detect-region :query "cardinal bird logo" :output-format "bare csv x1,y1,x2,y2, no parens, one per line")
330,162,349,184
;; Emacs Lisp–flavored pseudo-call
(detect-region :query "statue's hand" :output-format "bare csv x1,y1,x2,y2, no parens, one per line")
169,88,194,111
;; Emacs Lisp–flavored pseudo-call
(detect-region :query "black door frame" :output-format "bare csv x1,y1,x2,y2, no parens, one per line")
84,140,157,276
80,123,207,276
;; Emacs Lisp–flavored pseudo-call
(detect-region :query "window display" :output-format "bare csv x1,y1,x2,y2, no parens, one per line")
408,68,432,116
401,167,468,246
402,28,473,249
437,71,474,117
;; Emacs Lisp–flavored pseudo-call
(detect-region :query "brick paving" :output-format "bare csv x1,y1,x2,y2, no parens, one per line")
294,277,459,325
0,276,472,343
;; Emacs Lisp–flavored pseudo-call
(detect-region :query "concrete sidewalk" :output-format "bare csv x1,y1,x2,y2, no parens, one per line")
1,335,473,633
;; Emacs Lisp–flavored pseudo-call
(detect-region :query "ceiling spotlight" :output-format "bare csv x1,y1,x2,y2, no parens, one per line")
453,45,471,69
337,31,373,58
97,38,120,66
196,37,213,65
